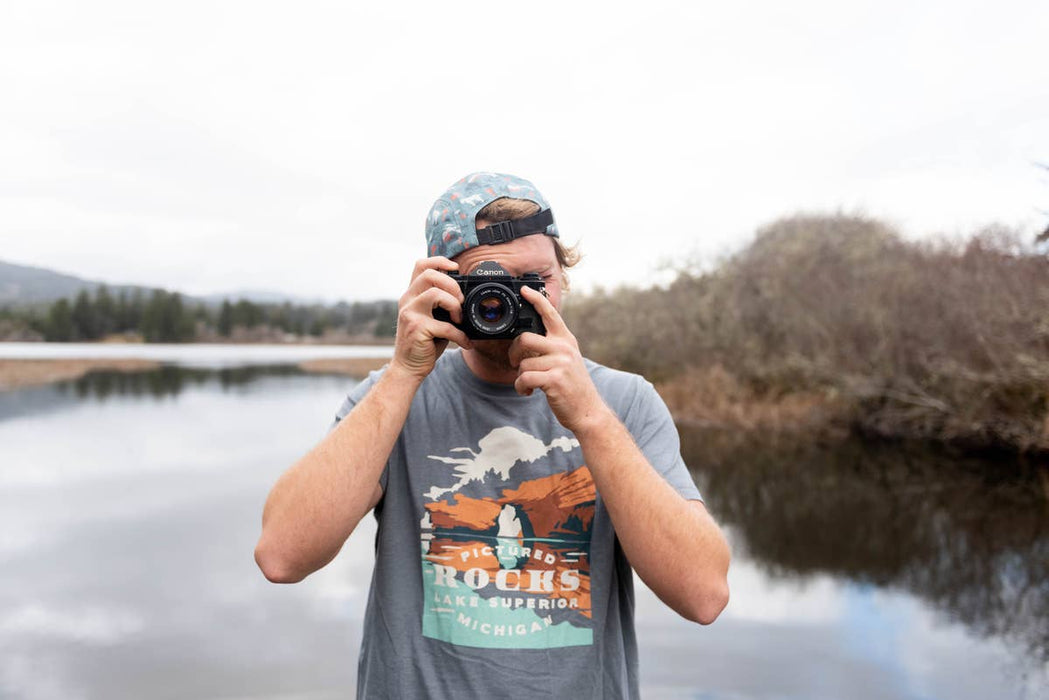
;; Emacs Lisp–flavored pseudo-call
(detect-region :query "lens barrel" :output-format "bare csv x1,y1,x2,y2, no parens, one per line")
464,283,518,336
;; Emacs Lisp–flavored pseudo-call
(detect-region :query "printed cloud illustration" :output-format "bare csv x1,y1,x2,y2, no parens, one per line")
424,426,579,500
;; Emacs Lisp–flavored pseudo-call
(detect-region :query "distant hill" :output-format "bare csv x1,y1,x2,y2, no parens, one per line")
0,260,137,307
0,259,324,308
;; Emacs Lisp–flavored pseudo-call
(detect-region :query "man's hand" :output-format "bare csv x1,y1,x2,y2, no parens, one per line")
391,257,473,381
510,290,730,625
508,285,611,435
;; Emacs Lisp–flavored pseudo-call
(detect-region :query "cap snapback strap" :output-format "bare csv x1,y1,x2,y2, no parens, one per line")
476,209,554,245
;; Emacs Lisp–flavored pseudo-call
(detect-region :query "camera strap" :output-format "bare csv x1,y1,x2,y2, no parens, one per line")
476,209,555,245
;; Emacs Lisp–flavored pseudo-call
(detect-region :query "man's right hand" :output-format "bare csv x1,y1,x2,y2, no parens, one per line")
390,257,473,381
256,258,469,583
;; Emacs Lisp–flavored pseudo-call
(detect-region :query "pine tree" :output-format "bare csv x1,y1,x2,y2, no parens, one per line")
374,302,398,337
233,299,261,328
218,300,234,337
140,290,165,342
95,285,115,337
171,293,195,341
115,290,130,332
71,290,99,340
47,299,74,341
129,289,144,332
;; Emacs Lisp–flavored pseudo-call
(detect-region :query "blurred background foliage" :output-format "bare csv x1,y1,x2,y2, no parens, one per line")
564,214,1049,454
0,290,398,344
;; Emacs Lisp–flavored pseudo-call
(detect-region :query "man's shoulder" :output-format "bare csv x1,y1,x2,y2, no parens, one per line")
582,357,654,413
583,356,647,386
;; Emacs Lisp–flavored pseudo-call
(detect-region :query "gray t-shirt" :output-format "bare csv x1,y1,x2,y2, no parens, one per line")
330,349,701,700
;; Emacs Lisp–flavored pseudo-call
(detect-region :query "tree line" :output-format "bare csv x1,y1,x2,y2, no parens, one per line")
0,286,397,343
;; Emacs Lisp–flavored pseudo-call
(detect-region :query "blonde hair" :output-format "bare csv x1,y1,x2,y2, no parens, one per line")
476,197,582,287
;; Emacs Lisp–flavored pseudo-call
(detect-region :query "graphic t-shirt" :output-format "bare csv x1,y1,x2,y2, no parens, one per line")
329,350,701,700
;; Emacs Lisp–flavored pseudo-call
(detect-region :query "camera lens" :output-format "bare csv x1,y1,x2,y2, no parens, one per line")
465,283,518,335
477,295,505,323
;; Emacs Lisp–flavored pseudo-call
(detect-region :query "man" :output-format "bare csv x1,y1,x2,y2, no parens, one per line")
254,172,730,699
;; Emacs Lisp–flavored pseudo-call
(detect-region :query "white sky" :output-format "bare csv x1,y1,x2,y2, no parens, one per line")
1,0,1046,302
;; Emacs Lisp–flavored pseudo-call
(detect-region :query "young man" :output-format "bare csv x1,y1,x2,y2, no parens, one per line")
255,172,730,699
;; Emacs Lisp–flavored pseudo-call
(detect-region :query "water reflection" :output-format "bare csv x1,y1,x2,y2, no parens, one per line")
0,366,368,700
60,365,309,400
0,366,318,424
1,366,1046,699
682,428,1049,670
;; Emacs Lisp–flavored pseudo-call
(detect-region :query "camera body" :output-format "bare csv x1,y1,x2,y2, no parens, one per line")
432,261,547,339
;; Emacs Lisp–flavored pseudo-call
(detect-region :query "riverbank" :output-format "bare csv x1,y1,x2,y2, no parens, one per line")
0,353,392,392
655,365,848,435
297,357,388,377
655,364,1049,456
0,334,396,346
0,358,163,391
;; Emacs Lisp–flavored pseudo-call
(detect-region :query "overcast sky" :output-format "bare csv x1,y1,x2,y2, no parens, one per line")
1,1,1046,303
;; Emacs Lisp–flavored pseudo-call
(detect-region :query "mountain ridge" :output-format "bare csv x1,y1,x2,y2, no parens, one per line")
0,259,330,308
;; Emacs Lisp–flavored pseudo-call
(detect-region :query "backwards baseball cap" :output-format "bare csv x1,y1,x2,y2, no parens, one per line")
425,172,559,259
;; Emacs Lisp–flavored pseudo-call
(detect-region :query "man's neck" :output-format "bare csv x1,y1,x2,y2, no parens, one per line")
460,347,519,385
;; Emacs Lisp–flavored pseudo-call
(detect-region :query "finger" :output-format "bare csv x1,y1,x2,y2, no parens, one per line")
423,318,473,350
513,370,546,397
507,333,535,368
406,268,466,305
408,287,465,324
508,331,555,368
517,354,561,374
519,285,568,336
409,256,459,285
401,306,473,349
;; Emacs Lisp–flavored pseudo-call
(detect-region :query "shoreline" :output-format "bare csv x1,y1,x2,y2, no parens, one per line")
6,355,1044,459
0,338,396,347
296,357,389,377
0,355,392,392
656,365,1049,458
0,358,164,391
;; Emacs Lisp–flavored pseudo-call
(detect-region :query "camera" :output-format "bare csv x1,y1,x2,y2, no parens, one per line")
432,260,547,339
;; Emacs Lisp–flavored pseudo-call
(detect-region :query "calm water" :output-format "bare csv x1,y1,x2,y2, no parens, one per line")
0,359,1045,699
0,342,394,367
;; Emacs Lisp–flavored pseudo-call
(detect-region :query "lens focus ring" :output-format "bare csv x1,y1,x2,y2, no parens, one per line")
465,283,518,335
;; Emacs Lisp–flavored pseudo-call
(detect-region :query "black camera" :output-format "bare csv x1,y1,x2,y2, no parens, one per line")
432,261,547,339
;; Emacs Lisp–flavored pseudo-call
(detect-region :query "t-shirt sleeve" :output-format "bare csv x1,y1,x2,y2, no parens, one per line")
622,376,703,503
326,367,390,492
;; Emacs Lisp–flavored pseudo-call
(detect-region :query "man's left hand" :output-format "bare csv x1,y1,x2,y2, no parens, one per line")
508,285,611,436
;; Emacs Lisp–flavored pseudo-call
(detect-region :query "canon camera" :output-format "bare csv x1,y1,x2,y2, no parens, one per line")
432,260,547,339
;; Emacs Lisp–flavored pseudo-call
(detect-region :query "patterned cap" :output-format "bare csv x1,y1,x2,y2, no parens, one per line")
425,172,559,259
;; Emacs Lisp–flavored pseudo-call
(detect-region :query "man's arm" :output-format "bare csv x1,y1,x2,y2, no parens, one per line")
254,257,472,583
512,286,730,623
574,412,730,624
254,366,419,583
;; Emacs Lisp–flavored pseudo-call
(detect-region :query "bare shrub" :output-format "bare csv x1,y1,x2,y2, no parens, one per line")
564,214,1049,452
655,365,847,434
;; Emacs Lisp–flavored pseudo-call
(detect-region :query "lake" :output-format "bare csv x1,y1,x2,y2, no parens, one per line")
0,346,1045,699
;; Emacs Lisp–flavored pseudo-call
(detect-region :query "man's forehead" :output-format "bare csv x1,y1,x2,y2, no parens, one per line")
456,236,557,273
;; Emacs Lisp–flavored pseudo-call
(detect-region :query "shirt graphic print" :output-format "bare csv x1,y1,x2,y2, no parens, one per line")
419,426,595,649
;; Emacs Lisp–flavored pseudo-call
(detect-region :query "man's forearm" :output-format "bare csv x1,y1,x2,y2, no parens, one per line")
576,409,730,624
254,365,421,583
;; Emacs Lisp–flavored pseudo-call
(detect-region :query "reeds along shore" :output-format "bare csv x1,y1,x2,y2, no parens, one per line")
0,356,391,392
564,214,1049,455
0,358,162,391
